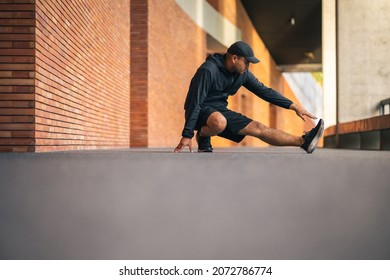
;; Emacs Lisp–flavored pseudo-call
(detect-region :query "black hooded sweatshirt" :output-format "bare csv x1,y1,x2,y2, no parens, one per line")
182,53,293,139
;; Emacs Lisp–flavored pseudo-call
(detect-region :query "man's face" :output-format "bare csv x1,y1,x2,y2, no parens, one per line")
233,56,250,74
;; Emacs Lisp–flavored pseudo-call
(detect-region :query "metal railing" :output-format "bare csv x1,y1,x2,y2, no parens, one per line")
380,98,390,115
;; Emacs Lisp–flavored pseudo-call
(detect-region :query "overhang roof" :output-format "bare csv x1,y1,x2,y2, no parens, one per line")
241,0,322,72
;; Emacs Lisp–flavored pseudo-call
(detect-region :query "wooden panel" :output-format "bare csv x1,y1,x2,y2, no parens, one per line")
324,115,390,137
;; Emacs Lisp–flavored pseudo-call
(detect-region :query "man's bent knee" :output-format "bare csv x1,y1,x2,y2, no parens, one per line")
207,112,227,134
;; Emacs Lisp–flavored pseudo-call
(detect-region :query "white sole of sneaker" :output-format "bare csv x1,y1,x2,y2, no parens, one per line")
307,119,324,153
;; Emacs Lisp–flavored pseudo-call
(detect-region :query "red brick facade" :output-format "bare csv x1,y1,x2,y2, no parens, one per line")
34,0,130,152
1,0,130,152
130,0,147,147
148,0,206,147
0,0,35,152
1,0,311,152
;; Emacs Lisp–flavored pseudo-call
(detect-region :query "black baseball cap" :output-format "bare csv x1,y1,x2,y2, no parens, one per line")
227,41,260,64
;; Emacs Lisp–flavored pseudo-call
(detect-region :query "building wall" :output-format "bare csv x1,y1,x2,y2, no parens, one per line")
1,0,313,152
0,0,36,152
34,0,130,151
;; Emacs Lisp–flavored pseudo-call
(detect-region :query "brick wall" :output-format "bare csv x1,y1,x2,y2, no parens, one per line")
0,0,36,152
34,0,130,151
148,0,206,148
130,0,147,147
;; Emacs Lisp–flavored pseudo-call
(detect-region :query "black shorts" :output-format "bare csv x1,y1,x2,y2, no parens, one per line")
195,106,253,143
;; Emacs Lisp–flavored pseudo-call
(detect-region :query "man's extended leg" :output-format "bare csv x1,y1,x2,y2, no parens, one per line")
238,119,325,153
237,121,304,146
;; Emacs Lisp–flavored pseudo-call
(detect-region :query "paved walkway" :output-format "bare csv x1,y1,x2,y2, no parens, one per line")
1,148,389,259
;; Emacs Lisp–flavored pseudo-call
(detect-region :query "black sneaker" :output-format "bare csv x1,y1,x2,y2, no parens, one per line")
301,119,324,153
196,130,213,152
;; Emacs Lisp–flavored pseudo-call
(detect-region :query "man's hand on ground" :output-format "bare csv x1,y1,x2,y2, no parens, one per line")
290,103,317,122
174,137,193,153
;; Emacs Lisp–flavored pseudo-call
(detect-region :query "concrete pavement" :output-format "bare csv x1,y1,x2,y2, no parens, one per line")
0,147,389,259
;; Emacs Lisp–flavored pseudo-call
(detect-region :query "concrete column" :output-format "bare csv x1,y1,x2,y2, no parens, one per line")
337,0,390,122
322,0,337,128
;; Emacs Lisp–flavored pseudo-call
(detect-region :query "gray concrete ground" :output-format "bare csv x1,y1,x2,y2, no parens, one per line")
0,147,389,260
